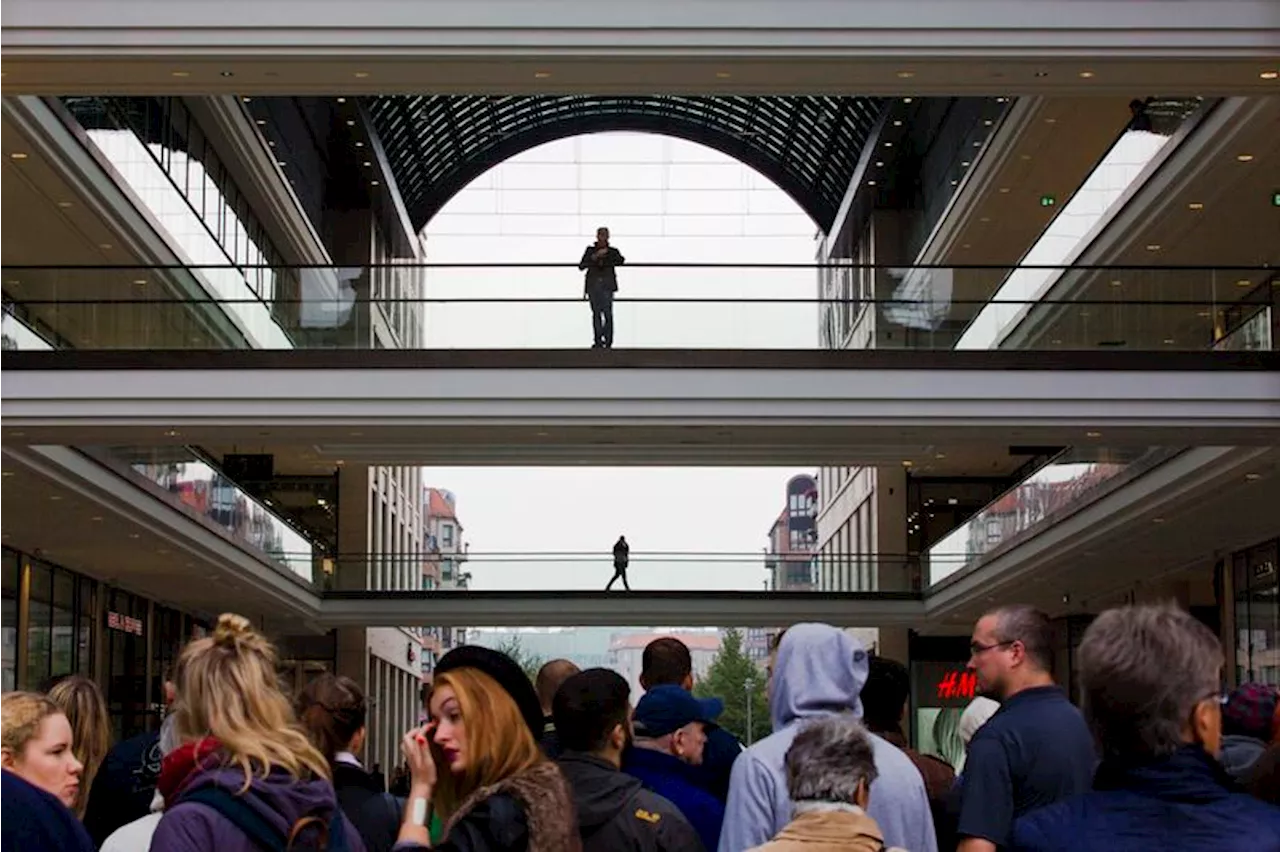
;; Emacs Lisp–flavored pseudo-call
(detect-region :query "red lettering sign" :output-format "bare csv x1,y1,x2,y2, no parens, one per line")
935,670,977,700
106,611,144,636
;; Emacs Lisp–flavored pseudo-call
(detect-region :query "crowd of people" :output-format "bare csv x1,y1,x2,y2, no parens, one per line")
3,602,1279,851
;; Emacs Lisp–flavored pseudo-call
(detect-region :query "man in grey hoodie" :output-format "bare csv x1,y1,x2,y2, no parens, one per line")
718,624,937,852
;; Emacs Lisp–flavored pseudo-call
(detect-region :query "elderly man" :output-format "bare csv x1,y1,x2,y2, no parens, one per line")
1013,603,1280,851
748,714,905,852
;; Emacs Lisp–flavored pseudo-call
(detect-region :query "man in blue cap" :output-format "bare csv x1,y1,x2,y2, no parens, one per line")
624,684,726,852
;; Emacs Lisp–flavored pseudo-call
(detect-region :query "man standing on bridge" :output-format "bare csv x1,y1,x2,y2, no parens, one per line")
579,225,625,349
606,535,631,591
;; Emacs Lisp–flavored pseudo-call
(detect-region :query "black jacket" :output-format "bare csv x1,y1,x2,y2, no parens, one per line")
579,245,625,294
558,752,704,852
332,761,401,852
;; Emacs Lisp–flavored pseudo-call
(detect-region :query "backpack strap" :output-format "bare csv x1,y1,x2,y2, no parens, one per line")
181,787,283,851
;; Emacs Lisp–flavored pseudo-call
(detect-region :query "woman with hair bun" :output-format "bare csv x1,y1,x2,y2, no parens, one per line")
298,673,400,852
150,613,365,851
393,646,580,851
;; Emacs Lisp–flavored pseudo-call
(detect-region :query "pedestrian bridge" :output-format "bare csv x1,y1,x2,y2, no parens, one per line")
3,350,1277,464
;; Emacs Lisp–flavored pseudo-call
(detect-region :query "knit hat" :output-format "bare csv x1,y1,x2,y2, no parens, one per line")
434,645,545,739
1223,683,1279,741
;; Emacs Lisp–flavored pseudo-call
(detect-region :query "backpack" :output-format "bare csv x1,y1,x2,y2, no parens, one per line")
181,786,351,851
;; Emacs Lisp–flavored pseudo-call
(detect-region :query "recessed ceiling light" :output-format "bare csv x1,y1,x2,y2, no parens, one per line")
268,140,276,147
998,187,1010,193
1045,117,1057,124
171,70,190,77
1110,279,1122,287
1197,310,1212,318
1245,472,1263,481
241,96,252,103
1145,244,1161,251
1236,279,1253,287
1152,517,1166,524
132,278,147,285
1261,71,1279,80
1086,431,1102,438
49,495,62,501
535,71,554,79
362,160,372,167
1019,153,1032,160
902,97,913,103
1187,201,1204,210
973,140,983,147
1078,71,1095,79
129,533,140,539
256,119,266,125
164,429,180,437
1163,338,1175,344
56,201,73,208
935,453,947,460
336,97,347,103
10,432,24,438
371,180,380,186
884,141,893,148
276,160,286,167
346,119,355,126
902,460,913,467
1034,70,1049,78
979,216,990,223
996,97,1008,103
9,152,29,160
714,71,731,79
951,179,959,186
867,180,877,186
892,119,902,126
961,161,970,167
1051,339,1063,344
355,141,365,147
961,243,971,249
219,71,234,78
98,243,113,250
896,71,915,79
1,471,12,477
91,516,103,522
1236,154,1254,162
983,119,993,126
354,71,370,78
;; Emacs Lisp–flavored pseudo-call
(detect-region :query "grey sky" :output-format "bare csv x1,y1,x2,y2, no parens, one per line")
420,134,818,591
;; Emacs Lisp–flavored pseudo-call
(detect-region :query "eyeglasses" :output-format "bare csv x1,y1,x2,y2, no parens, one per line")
969,639,1016,656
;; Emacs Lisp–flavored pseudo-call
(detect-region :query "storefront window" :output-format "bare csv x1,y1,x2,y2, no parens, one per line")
105,588,149,740
51,569,76,679
1236,538,1279,686
2,549,19,691
26,560,52,688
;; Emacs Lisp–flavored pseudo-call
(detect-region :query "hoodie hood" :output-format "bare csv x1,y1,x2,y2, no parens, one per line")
557,752,642,830
770,623,869,730
177,762,341,838
1219,734,1267,780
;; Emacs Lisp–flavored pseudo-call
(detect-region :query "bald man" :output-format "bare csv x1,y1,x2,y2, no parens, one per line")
536,658,582,757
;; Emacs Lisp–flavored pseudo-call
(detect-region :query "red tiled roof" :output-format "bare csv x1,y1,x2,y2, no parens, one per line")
426,488,458,521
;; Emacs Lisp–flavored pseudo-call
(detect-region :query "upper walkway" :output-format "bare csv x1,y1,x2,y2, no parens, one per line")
3,348,1277,463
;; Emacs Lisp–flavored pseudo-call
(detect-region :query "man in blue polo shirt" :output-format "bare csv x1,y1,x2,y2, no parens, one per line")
624,684,726,852
956,605,1095,852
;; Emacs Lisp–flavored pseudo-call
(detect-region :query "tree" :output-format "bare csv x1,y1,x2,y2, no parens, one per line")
494,635,545,683
694,628,771,745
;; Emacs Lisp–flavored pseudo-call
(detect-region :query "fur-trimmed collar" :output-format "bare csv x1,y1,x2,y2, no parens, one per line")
444,760,581,851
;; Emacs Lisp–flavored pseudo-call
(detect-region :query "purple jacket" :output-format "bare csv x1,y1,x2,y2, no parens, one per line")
150,762,366,851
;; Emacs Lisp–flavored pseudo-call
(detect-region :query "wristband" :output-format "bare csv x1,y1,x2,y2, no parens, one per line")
411,796,428,827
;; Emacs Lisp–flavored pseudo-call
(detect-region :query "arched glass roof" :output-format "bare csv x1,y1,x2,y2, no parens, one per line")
366,95,886,233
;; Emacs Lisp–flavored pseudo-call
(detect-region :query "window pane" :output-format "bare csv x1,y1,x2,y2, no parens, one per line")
50,568,76,679
2,549,19,691
26,561,52,688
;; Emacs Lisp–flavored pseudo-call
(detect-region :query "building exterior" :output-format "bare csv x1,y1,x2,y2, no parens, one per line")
421,487,470,681
609,631,721,699
765,474,819,592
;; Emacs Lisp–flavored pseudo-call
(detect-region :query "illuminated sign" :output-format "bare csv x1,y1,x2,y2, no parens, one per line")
935,670,977,700
107,611,144,636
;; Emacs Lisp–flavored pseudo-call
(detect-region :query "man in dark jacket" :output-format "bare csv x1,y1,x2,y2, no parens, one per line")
579,226,625,349
535,658,581,757
1013,603,1280,851
608,535,631,591
554,668,704,852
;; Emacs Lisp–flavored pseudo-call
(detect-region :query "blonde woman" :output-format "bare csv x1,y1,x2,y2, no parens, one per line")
1,691,96,851
149,613,364,851
395,646,580,851
47,675,112,818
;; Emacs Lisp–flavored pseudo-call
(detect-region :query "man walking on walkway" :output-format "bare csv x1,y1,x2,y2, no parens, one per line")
607,535,631,590
580,226,625,349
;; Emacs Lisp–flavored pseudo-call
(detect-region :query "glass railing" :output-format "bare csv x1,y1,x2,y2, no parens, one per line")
85,446,319,584
2,264,1274,352
314,550,938,594
926,447,1180,587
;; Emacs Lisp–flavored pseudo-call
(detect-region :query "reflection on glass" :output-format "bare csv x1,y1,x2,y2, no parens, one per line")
108,449,315,582
927,448,1174,586
2,307,54,351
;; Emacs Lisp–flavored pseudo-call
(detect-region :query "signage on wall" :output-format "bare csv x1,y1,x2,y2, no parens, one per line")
107,611,144,636
935,669,977,701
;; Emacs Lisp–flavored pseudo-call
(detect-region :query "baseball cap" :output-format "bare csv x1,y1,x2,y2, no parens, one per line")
633,685,723,738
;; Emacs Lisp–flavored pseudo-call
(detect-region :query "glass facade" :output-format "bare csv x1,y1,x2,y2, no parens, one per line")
23,554,96,690
1235,538,1280,686
2,549,19,691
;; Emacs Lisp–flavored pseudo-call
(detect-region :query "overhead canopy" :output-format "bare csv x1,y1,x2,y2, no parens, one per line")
366,95,886,233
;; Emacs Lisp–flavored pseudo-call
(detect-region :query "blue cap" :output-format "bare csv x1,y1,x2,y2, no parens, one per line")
633,685,723,738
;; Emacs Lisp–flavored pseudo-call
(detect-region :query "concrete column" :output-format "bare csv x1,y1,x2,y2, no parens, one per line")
874,465,910,592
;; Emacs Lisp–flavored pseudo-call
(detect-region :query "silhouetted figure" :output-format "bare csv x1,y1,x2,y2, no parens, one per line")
606,535,631,590
580,226,625,349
